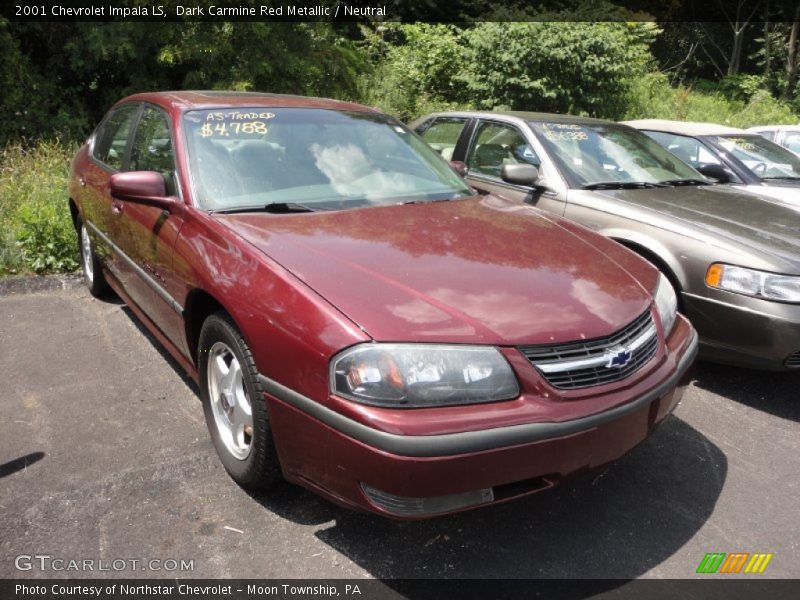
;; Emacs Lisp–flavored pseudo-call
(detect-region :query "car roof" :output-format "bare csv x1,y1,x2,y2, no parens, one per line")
746,124,800,132
423,110,620,127
116,90,379,114
623,119,747,136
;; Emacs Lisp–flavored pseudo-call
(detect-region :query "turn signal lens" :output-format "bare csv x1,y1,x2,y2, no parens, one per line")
705,263,724,287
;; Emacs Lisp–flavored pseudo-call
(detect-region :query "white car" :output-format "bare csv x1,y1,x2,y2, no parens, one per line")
747,125,800,155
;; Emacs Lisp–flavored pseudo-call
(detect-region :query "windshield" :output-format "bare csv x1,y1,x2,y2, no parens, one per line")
529,121,704,188
712,135,800,180
183,108,472,211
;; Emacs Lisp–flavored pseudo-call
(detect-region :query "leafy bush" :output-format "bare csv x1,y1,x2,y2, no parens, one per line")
0,141,78,274
624,72,799,127
735,90,799,127
360,23,472,121
458,21,659,119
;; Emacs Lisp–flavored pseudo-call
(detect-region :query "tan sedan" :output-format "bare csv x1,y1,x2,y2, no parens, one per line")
411,111,800,370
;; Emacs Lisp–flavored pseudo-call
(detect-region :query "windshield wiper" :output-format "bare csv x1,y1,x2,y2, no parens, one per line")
402,193,467,205
660,178,710,186
263,202,316,213
581,181,667,190
761,176,800,181
215,202,317,215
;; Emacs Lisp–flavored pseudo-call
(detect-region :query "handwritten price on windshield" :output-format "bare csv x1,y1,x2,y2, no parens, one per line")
200,121,268,138
544,131,588,141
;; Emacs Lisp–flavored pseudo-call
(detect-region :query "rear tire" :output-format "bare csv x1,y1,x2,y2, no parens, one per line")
198,312,282,490
77,217,110,298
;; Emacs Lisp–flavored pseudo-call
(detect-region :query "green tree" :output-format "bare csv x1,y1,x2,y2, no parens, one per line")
361,23,469,121
458,21,659,118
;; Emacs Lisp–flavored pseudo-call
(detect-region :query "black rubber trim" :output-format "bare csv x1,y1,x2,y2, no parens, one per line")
86,221,183,315
258,330,698,458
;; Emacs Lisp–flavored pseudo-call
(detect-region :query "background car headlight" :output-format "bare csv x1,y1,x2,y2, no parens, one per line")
654,272,678,336
706,263,800,303
331,344,520,408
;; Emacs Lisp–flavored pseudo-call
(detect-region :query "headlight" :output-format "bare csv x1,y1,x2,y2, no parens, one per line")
654,273,678,336
330,344,520,408
706,264,800,303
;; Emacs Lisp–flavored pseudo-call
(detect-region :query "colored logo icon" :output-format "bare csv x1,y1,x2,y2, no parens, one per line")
696,552,773,574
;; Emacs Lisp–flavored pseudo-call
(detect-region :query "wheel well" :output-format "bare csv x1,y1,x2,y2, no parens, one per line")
68,199,79,231
184,290,227,365
613,239,684,308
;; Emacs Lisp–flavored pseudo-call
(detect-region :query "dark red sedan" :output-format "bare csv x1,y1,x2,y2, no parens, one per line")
69,92,697,518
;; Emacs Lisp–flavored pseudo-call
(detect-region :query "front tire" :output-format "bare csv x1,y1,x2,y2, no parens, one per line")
198,312,282,490
77,217,110,298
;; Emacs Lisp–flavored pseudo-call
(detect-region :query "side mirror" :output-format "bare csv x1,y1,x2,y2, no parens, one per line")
449,160,468,177
109,171,175,211
501,163,540,186
695,163,731,184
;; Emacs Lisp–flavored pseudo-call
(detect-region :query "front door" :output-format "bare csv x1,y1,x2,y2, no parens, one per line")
111,105,187,351
462,120,567,216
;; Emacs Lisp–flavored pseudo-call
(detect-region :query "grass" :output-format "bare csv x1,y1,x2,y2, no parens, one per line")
0,140,79,275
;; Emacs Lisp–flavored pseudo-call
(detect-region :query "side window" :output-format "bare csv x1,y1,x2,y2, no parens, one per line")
466,121,539,179
782,131,800,153
419,118,468,161
93,105,139,170
129,107,176,194
644,131,721,166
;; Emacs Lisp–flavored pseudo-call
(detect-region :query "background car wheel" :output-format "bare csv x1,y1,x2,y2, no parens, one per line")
77,217,110,298
198,312,282,490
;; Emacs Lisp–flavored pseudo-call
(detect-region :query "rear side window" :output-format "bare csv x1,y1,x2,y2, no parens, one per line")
419,117,468,161
92,105,139,170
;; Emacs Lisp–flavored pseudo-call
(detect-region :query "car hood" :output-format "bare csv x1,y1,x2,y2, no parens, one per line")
215,196,654,345
583,185,800,266
737,183,800,209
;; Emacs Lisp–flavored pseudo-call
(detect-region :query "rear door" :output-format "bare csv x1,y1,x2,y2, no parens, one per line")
111,104,187,349
415,116,471,162
82,103,142,278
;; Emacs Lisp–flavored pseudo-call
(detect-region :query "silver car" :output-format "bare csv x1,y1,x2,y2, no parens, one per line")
625,119,800,211
410,111,800,370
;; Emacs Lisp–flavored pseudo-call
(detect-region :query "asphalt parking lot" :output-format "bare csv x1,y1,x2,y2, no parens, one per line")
1,283,799,581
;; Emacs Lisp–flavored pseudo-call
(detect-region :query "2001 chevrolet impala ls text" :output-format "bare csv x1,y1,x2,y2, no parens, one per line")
68,91,697,518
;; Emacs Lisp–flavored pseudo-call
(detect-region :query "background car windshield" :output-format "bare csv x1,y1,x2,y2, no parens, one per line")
184,108,471,210
712,135,800,180
530,121,702,187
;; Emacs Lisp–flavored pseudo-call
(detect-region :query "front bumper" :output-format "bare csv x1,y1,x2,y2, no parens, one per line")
682,292,800,370
262,323,698,518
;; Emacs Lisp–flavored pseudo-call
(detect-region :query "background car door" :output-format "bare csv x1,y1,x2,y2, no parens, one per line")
416,116,470,163
112,105,187,351
461,120,567,215
81,103,141,276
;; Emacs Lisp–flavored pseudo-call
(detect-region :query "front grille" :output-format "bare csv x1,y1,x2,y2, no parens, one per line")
520,310,659,390
786,350,800,369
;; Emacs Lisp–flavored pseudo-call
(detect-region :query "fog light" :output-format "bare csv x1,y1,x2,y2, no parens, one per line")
361,483,494,517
